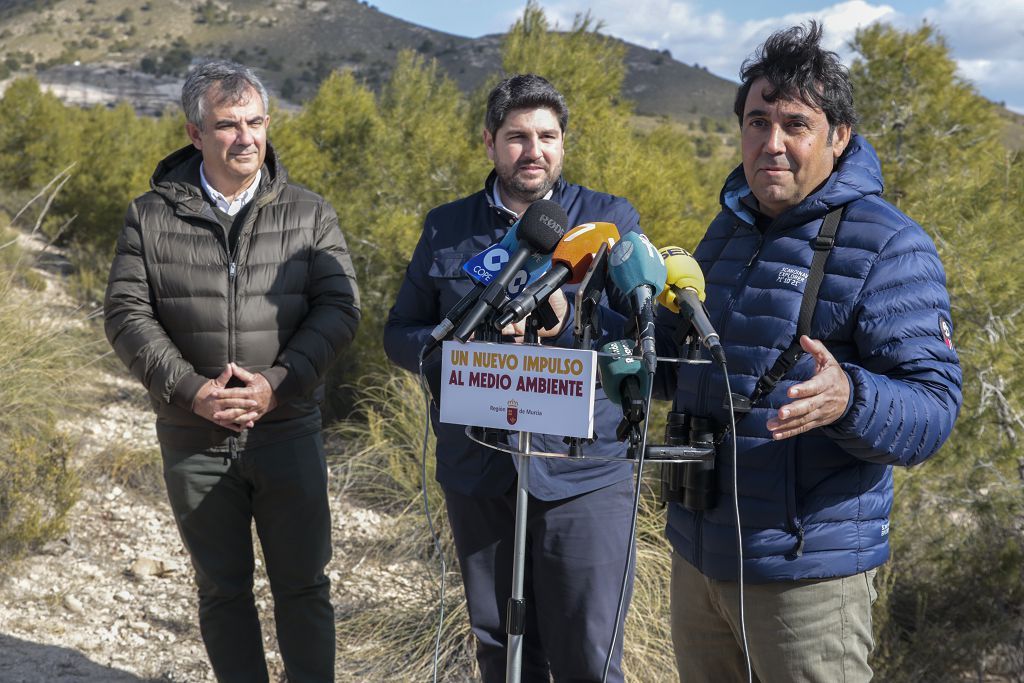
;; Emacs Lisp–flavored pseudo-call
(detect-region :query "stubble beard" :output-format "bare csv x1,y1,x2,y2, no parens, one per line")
500,162,560,205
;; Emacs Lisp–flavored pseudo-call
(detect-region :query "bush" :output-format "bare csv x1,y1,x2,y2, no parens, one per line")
0,222,85,567
0,431,78,564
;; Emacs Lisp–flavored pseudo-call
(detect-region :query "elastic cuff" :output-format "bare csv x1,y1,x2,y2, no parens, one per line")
171,373,208,411
261,365,299,402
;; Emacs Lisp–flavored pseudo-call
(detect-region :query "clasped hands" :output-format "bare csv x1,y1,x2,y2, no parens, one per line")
192,363,278,433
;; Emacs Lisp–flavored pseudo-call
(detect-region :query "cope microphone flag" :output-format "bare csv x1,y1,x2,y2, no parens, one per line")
453,200,569,342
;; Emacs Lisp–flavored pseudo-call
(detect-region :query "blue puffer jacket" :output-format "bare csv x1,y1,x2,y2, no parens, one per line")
658,135,962,582
384,172,640,500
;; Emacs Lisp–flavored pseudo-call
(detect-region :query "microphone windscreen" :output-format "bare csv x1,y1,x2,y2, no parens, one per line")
658,246,706,313
608,232,667,296
551,222,620,284
597,339,650,405
517,199,569,254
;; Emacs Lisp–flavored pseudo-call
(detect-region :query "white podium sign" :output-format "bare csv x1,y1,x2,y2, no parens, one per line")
439,341,596,438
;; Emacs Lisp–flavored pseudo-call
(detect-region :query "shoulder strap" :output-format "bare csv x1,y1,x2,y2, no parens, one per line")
749,205,844,405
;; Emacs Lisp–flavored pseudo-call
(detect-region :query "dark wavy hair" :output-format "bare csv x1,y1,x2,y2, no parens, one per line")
485,74,569,135
734,21,857,137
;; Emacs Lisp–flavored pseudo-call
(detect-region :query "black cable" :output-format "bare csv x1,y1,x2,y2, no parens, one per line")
600,367,655,683
720,368,752,682
417,345,447,683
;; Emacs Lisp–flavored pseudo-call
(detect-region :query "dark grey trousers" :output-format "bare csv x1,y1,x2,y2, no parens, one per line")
161,432,334,683
444,477,636,683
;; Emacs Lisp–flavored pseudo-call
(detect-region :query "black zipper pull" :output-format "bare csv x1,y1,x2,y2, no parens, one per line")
787,527,805,560
229,437,239,460
746,235,764,268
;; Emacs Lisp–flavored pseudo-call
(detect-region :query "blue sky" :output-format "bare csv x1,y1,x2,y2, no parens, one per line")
370,0,1023,113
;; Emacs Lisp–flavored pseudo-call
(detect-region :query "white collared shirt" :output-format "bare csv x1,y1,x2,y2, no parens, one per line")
200,163,262,216
492,180,554,218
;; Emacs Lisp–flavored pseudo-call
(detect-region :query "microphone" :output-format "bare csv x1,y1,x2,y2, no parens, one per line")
424,224,527,354
657,246,726,365
608,232,666,374
494,222,619,329
574,241,610,346
597,339,650,441
453,199,568,342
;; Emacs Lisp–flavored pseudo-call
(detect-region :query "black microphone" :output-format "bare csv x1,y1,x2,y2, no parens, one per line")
657,246,726,365
495,222,619,329
453,199,568,342
425,285,483,355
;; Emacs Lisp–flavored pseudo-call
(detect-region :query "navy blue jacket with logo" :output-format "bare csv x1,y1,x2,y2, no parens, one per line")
384,172,641,500
656,135,962,582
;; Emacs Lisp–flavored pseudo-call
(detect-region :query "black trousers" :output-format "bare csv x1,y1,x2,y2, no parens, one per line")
161,432,334,683
444,477,636,683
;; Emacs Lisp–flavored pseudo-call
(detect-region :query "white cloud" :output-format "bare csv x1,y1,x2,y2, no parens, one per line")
921,0,1024,61
537,1,896,79
533,0,1022,109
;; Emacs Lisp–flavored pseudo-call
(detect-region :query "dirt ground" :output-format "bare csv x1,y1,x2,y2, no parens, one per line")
0,232,401,682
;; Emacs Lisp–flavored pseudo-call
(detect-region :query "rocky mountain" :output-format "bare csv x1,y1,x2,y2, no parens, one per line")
0,0,738,122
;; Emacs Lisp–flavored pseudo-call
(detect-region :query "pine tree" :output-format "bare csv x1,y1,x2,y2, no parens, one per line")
851,22,1024,680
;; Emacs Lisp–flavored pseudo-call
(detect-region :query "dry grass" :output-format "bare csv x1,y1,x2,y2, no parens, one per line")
328,372,477,681
327,370,680,681
0,200,87,565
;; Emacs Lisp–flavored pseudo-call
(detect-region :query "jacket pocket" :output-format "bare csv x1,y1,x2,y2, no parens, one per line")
430,249,480,313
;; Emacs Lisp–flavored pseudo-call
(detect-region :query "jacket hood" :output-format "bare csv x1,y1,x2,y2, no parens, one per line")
720,133,884,229
149,142,287,212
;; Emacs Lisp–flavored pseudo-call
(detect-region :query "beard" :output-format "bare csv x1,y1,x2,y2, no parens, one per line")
497,160,561,204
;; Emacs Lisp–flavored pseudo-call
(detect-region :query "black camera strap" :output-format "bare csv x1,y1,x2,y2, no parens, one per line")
747,204,844,407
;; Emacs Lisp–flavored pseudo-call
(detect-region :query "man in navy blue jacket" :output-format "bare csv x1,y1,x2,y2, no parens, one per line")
384,74,642,682
657,23,963,681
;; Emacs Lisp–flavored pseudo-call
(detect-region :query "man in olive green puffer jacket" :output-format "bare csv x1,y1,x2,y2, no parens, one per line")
104,60,359,683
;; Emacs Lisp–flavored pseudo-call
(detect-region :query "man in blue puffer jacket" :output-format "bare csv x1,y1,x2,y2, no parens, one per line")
384,74,642,682
658,22,962,682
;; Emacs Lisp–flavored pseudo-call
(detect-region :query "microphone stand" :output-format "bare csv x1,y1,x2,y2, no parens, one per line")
565,242,608,458
468,311,506,448
505,312,541,683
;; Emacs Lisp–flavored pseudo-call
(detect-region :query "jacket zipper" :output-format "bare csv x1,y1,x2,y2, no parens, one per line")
228,259,237,363
697,226,764,418
785,439,804,559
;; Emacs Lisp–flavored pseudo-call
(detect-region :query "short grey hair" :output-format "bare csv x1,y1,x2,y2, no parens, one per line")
181,60,269,130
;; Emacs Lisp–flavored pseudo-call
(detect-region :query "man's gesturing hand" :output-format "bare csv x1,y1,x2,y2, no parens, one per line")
766,335,850,440
192,365,257,432
211,363,279,428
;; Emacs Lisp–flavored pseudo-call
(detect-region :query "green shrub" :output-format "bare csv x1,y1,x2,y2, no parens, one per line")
0,431,78,564
0,232,85,567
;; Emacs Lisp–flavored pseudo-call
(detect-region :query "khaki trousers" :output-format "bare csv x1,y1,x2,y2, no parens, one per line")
670,551,877,683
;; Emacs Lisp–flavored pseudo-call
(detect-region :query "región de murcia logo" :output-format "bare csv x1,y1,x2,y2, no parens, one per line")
506,399,519,426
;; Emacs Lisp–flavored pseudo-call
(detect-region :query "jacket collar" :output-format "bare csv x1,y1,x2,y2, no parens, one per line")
150,142,287,215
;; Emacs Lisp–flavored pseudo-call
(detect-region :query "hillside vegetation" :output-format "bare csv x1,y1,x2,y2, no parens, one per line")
0,0,737,123
0,4,1021,680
